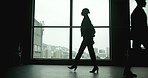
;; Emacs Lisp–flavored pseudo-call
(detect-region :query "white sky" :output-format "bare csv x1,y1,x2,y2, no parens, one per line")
35,0,109,26
34,0,148,52
35,0,110,51
35,0,70,26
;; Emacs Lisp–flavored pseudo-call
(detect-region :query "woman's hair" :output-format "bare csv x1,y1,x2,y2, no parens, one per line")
135,0,146,4
81,8,90,16
135,0,146,7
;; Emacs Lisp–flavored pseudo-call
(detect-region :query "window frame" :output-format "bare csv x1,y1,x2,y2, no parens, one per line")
31,0,112,65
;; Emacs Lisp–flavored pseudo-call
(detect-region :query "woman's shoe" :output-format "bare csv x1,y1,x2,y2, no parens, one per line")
89,67,98,73
68,65,77,71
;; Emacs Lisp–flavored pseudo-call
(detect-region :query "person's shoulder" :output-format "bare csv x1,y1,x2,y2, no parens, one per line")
132,7,142,15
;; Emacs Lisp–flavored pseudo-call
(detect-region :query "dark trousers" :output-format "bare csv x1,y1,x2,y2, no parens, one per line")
124,39,148,72
74,39,97,67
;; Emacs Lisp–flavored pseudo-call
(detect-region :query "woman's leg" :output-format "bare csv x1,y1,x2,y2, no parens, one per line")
88,44,98,73
87,45,97,67
68,40,86,70
74,40,86,65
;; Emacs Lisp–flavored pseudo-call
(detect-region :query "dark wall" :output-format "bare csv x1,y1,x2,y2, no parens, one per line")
2,0,32,69
110,0,130,65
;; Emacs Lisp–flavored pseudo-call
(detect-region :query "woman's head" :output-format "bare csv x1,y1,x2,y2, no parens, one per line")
81,8,90,16
135,0,146,7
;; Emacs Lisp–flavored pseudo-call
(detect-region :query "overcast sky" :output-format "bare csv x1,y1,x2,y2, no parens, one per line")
34,0,148,52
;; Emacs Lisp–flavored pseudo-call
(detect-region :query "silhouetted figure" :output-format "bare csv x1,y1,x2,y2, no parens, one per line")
131,0,148,50
123,0,148,77
68,8,98,73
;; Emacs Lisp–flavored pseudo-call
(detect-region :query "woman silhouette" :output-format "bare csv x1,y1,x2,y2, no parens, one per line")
68,8,98,73
123,0,148,77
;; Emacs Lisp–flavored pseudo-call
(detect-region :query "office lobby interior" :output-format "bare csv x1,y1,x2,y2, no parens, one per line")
2,0,148,78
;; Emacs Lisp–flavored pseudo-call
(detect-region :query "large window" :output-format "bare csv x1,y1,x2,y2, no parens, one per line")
34,0,70,26
33,0,110,60
73,0,109,26
72,28,110,59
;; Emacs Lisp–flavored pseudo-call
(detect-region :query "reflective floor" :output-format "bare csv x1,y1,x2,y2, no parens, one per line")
3,65,148,78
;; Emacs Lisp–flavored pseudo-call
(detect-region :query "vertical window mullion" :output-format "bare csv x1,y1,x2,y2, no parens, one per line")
69,0,73,59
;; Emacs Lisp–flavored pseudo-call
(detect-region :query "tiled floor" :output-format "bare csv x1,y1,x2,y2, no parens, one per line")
3,65,148,78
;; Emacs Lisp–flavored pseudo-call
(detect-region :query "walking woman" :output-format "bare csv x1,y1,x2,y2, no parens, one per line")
68,8,98,73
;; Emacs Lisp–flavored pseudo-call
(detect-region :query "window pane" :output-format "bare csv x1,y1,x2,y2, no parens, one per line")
33,28,44,58
33,28,69,59
130,0,148,26
72,28,110,60
73,0,109,26
34,0,70,26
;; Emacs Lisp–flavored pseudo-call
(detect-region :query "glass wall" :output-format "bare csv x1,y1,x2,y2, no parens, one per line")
73,0,109,26
33,0,110,60
72,28,110,59
34,0,70,26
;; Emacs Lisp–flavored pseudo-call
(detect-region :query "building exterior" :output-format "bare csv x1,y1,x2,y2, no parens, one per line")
33,19,44,58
